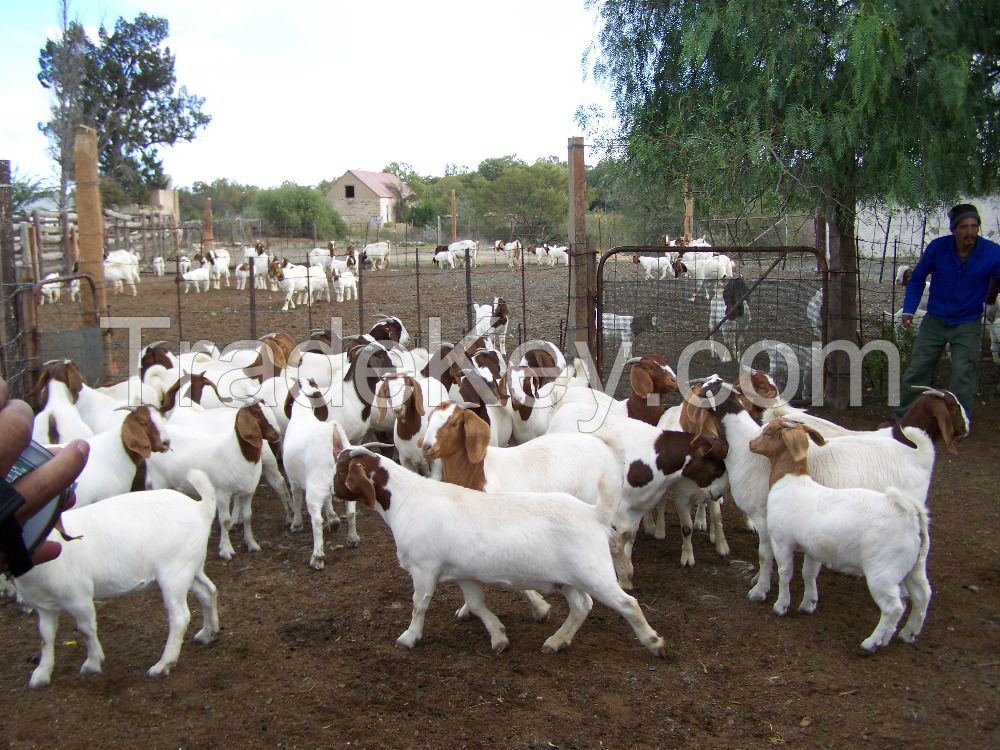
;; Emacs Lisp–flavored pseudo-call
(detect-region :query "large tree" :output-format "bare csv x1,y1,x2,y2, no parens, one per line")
590,0,1000,405
37,0,91,213
39,12,210,204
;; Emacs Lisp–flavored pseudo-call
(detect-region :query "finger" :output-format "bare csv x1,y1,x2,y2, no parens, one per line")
12,440,89,524
31,540,62,566
0,399,34,476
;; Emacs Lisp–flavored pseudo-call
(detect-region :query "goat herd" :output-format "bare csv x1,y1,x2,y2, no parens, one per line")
7,278,969,688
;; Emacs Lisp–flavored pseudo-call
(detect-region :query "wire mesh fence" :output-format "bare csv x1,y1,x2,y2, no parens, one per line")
5,210,999,407
596,241,1000,403
11,239,575,391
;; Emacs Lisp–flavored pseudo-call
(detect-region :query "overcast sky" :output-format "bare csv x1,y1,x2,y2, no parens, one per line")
1,0,616,190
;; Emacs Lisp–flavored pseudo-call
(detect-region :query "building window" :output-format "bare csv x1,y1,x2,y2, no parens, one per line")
345,185,355,199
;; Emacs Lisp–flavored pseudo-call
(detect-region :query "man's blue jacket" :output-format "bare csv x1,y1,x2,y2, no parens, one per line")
903,235,1000,325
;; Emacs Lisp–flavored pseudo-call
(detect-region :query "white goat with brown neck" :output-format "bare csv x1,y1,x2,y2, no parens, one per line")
749,419,931,652
333,447,667,658
146,403,278,560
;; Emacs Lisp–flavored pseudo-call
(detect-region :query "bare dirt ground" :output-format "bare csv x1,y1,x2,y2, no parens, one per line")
3,259,1000,749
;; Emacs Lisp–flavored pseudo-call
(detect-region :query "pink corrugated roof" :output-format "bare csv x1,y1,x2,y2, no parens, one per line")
348,170,414,199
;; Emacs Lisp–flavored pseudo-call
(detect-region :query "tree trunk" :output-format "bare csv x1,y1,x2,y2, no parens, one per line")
824,189,859,409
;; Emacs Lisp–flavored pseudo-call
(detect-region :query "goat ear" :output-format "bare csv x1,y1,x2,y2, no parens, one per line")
782,427,810,463
407,376,425,417
235,407,264,463
931,399,958,455
462,409,491,464
66,364,84,401
330,423,347,459
122,412,153,460
265,339,288,373
629,365,654,398
27,371,51,413
804,425,827,446
375,379,390,422
283,381,301,420
345,460,376,508
690,406,717,444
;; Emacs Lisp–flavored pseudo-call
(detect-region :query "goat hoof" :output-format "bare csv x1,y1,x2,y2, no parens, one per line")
646,636,667,658
542,638,570,654
492,639,510,655
80,660,102,675
28,672,51,689
747,586,768,603
309,557,325,571
798,601,817,614
772,602,789,616
147,663,172,678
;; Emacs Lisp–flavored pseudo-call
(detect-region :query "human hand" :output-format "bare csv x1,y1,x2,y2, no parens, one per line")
901,314,914,330
0,376,88,573
985,303,998,324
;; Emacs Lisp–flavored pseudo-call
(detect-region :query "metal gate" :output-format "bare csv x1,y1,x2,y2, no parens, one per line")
596,246,827,399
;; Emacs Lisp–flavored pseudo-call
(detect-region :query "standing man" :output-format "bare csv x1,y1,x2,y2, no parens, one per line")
889,203,1000,425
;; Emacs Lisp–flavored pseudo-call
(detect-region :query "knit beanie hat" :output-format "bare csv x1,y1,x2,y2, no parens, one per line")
948,203,981,231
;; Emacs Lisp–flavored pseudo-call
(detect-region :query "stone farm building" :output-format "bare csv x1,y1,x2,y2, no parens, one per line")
325,170,414,227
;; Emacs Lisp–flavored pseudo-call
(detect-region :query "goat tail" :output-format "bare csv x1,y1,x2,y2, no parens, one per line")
885,486,931,563
593,476,616,530
185,469,219,524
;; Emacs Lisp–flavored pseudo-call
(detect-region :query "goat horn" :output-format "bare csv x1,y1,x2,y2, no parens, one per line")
114,405,140,412
358,441,394,451
911,385,947,397
624,357,643,365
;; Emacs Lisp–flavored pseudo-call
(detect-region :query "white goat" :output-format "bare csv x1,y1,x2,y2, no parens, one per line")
449,239,478,268
374,373,449,479
39,272,62,304
695,376,964,604
281,382,366,570
749,419,931,651
234,262,250,290
672,253,735,301
204,248,231,289
268,260,309,311
14,470,220,687
361,241,391,270
600,311,657,362
494,239,522,269
632,253,676,280
333,269,357,302
71,405,171,507
333,447,667,657
152,256,165,276
543,245,569,266
432,246,456,269
31,379,93,445
183,262,211,293
104,259,138,296
147,403,281,560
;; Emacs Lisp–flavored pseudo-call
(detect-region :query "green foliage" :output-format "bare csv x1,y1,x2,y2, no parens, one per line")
254,184,346,239
179,179,260,222
36,2,91,211
10,168,51,214
590,0,1000,218
38,12,210,205
407,199,437,228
